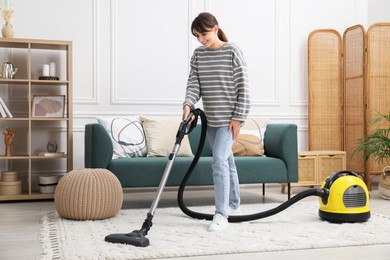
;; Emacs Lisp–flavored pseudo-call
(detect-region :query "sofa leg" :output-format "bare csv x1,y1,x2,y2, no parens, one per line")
262,183,265,196
287,183,291,200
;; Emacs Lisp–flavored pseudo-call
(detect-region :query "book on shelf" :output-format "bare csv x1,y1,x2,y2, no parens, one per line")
38,152,65,157
0,101,6,117
0,96,13,118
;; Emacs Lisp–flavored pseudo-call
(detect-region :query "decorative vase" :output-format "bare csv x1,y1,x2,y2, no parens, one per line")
2,23,14,38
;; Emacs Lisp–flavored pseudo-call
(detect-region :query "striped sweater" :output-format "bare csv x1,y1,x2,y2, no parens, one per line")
184,42,250,127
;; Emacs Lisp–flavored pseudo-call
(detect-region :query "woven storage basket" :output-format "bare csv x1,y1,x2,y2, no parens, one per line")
378,166,390,199
55,168,123,220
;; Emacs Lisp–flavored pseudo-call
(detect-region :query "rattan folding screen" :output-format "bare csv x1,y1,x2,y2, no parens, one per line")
343,25,366,174
308,30,343,151
308,23,390,189
366,24,390,184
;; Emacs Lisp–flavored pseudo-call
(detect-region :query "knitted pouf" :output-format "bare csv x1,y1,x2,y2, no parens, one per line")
54,168,123,220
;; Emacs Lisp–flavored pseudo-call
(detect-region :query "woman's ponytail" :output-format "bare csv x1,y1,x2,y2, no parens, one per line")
218,28,228,42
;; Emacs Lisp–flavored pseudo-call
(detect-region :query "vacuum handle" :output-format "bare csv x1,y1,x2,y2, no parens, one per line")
175,110,199,145
321,171,359,205
323,170,358,190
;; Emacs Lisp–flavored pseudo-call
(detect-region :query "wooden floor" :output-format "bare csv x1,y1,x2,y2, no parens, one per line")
0,180,389,260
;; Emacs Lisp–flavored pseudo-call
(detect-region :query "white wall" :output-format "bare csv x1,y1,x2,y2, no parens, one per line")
368,0,390,24
10,0,386,170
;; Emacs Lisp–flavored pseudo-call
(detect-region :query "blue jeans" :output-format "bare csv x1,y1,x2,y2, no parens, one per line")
207,126,240,217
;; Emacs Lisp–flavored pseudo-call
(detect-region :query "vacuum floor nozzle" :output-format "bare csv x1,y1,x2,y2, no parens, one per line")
105,230,149,247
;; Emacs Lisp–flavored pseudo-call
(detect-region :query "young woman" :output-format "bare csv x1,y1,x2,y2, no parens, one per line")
182,12,250,232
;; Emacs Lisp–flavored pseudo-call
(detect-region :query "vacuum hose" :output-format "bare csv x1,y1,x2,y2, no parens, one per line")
177,109,328,222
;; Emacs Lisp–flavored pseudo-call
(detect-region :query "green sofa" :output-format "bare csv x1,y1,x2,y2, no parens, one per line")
84,123,298,197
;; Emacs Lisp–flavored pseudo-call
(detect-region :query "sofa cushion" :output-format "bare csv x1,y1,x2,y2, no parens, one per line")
141,115,193,157
96,116,147,159
107,156,288,187
108,157,212,187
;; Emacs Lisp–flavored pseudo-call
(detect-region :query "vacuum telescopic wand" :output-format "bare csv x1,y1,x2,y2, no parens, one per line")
104,110,200,247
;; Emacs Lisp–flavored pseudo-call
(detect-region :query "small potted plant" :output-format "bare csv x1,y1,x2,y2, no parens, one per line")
353,112,390,199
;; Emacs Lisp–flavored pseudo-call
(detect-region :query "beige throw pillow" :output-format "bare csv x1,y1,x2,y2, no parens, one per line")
232,118,268,156
232,134,263,156
141,115,194,157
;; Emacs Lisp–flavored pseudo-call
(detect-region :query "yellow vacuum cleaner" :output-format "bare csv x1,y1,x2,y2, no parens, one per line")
319,171,370,223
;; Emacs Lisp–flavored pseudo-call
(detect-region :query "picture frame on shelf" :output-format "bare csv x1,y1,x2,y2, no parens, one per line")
32,95,65,118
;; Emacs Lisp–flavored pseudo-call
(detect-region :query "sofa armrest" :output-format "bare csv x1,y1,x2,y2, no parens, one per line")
263,124,298,183
84,123,113,168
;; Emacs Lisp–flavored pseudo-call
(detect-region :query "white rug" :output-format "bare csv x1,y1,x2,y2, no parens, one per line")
40,202,390,259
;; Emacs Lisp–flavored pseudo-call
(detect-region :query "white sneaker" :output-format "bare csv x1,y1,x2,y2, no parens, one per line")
208,214,228,232
229,206,242,216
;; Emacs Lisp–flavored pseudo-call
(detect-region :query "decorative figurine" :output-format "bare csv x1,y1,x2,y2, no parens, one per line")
4,127,14,156
47,141,58,153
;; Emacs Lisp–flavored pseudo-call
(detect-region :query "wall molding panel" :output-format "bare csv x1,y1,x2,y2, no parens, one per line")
74,0,100,105
111,0,191,106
